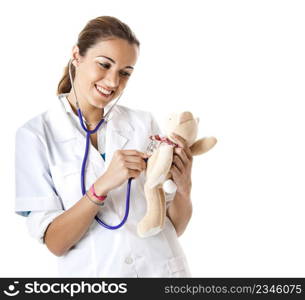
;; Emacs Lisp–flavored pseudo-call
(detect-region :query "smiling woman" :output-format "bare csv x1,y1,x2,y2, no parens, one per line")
57,16,140,126
15,15,192,278
66,38,138,125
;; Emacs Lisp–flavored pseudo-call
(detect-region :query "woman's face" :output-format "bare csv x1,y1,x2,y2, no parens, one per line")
72,38,139,109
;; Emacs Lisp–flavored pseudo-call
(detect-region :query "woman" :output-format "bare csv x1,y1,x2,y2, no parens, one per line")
15,16,193,277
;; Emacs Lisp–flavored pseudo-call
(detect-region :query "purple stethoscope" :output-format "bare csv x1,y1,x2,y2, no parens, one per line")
68,59,136,230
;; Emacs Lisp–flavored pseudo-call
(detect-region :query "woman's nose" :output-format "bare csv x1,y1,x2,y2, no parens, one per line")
104,70,119,89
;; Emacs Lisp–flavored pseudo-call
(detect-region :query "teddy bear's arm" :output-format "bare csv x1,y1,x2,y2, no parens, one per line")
145,144,174,189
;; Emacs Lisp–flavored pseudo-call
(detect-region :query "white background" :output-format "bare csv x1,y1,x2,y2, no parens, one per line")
0,0,304,277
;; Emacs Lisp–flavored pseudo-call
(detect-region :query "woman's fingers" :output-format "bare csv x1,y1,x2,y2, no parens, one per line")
121,154,147,172
124,162,144,172
173,153,185,172
121,149,149,159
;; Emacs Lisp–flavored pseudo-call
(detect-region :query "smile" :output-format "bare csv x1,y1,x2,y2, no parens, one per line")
95,85,114,97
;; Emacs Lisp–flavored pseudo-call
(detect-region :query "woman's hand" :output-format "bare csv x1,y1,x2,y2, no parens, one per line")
96,149,149,195
169,133,193,197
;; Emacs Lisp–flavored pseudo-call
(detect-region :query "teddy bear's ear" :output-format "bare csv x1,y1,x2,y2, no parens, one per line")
190,137,217,156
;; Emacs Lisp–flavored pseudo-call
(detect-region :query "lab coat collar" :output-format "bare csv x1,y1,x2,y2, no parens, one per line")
48,93,134,170
60,93,115,123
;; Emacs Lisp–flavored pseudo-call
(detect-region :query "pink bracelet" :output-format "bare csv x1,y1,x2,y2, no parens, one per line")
90,184,107,201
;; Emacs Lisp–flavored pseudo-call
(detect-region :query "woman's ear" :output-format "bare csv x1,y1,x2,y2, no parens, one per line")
71,45,81,68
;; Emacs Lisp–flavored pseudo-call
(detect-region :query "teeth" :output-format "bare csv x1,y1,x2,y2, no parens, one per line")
96,85,112,95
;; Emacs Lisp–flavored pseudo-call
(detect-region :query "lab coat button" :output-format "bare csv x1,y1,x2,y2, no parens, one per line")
124,257,133,264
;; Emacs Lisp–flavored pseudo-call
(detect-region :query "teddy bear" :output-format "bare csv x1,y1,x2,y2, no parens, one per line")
137,111,217,238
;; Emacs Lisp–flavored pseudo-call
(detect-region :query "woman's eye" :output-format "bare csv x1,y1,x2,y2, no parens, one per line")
120,71,131,77
99,63,110,69
98,63,130,77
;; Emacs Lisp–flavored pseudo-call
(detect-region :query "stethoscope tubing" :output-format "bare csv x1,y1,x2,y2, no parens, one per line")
77,108,133,230
68,58,132,230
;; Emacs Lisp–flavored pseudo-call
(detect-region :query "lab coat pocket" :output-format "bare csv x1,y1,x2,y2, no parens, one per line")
167,256,190,277
51,159,92,210
51,159,81,178
58,161,80,176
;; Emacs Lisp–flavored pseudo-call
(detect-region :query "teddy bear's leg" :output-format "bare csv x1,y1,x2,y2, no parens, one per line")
137,183,166,238
157,186,166,230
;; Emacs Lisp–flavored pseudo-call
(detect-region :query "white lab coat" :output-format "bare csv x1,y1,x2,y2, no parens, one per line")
15,93,191,277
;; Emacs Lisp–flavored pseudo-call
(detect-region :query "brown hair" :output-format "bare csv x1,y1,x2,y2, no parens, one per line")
57,16,140,95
